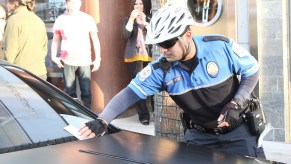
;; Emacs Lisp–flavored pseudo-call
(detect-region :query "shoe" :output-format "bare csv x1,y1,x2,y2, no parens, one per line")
139,119,150,125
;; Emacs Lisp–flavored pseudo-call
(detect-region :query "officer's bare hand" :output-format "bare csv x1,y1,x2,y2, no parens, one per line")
78,124,96,139
217,115,230,127
78,119,107,139
217,101,240,127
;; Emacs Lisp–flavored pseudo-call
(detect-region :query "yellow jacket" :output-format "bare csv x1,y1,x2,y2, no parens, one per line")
3,6,48,76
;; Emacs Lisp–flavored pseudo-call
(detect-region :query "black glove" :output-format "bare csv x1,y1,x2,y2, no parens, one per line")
220,101,240,126
85,119,107,137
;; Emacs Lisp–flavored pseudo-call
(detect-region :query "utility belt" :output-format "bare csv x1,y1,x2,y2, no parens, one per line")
180,94,267,136
180,112,244,135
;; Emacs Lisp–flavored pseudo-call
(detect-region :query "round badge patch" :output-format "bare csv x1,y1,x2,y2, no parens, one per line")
206,62,219,78
139,65,152,82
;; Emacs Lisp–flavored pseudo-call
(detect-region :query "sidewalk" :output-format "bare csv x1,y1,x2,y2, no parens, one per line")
111,112,291,164
263,141,291,163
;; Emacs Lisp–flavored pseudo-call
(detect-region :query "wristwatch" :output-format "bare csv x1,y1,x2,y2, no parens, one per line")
97,118,109,126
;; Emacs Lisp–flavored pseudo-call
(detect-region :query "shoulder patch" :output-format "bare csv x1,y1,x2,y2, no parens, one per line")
152,57,172,79
139,65,152,82
203,36,230,43
153,57,171,70
159,57,172,70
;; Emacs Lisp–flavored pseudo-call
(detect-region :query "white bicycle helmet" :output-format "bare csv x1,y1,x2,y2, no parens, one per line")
146,4,195,44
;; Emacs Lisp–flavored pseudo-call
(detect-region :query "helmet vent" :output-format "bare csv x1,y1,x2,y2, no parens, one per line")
177,13,185,23
168,18,175,33
155,18,161,29
154,33,161,39
171,25,180,34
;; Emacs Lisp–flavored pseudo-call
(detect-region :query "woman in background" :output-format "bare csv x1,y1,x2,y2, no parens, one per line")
122,0,152,125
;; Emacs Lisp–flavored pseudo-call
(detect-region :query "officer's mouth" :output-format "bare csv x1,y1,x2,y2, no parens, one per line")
164,53,173,59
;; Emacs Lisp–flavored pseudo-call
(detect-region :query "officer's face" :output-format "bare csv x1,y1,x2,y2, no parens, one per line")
159,31,193,62
159,41,184,62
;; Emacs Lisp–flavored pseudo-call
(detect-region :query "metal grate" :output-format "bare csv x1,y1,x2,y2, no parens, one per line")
153,92,185,142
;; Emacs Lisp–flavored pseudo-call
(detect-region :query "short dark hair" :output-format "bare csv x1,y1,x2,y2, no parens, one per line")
185,25,191,32
8,0,36,11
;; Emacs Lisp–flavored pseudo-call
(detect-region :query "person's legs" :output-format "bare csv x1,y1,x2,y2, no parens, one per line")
218,124,266,159
77,65,91,109
184,123,266,158
63,64,77,98
127,61,142,79
136,99,150,125
149,95,154,112
127,61,150,125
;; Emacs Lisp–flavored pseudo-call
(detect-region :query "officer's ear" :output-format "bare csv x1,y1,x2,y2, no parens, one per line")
184,30,192,42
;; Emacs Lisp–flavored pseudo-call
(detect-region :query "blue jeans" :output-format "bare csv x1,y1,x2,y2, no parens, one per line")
63,64,91,109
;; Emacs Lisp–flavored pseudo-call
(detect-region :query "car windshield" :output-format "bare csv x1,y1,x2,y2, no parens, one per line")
0,65,95,150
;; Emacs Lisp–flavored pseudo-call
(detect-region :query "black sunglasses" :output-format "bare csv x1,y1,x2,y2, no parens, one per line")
157,28,190,49
157,37,179,49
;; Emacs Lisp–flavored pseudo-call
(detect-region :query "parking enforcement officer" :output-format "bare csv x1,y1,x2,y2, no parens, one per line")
79,4,265,158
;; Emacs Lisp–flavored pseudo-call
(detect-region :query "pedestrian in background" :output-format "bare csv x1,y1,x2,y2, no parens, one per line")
51,0,101,109
2,0,48,80
0,5,6,60
122,0,153,125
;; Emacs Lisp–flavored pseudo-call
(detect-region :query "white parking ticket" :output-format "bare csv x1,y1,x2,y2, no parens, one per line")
64,124,86,140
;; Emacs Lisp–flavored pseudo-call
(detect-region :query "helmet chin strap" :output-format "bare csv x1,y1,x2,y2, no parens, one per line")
177,36,191,61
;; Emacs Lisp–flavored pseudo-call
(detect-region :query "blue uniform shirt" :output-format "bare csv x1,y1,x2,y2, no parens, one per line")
128,35,259,128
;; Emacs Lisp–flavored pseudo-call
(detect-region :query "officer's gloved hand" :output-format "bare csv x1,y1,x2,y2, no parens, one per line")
85,119,108,137
220,101,240,126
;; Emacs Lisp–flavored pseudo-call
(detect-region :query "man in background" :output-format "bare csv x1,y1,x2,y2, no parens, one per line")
3,0,47,80
51,0,101,109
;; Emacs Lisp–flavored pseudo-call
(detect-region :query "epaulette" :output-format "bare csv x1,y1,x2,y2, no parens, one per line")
203,35,230,43
152,57,172,79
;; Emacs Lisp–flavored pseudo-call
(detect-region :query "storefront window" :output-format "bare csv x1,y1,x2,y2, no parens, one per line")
187,0,222,27
35,0,66,23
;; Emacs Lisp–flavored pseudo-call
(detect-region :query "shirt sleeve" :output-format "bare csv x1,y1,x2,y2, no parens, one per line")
53,17,61,35
228,39,259,78
88,16,98,33
99,87,140,122
42,24,48,57
128,62,165,99
2,21,19,63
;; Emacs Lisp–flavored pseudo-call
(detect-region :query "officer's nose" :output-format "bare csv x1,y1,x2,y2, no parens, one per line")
159,47,168,53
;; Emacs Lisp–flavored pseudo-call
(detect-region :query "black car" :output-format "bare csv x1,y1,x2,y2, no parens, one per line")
0,61,274,163
0,61,120,153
